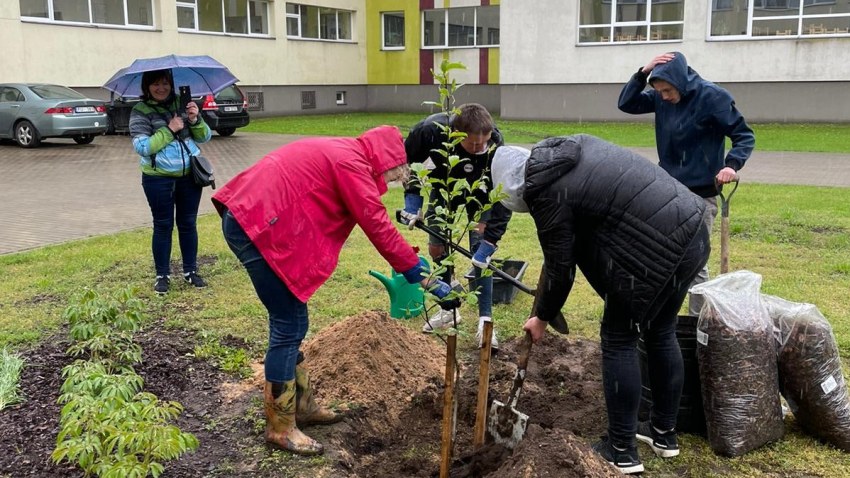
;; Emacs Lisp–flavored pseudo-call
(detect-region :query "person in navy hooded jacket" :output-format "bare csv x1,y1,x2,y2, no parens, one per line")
618,52,754,317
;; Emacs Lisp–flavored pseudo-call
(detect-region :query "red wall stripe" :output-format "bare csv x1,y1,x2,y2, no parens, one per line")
481,0,490,5
420,50,435,85
479,48,488,85
420,0,434,10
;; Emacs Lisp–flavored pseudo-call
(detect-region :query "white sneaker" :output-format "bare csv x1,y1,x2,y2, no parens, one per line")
422,308,462,332
476,316,499,352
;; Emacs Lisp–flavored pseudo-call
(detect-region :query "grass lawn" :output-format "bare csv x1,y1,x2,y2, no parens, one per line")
3,115,850,476
243,113,850,153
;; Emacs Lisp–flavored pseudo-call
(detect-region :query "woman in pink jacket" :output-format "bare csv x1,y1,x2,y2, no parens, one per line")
212,126,452,456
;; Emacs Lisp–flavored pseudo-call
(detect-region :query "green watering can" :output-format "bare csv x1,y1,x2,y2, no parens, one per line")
369,265,425,320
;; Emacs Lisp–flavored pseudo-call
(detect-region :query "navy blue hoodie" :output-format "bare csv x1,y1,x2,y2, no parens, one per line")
618,52,755,198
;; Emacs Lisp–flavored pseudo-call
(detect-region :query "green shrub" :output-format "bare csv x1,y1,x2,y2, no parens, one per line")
53,288,198,477
0,348,24,410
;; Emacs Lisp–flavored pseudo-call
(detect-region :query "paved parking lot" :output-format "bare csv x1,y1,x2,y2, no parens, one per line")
1,132,849,255
0,132,302,254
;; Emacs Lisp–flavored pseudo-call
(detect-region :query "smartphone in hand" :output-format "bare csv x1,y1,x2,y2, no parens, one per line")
179,85,192,110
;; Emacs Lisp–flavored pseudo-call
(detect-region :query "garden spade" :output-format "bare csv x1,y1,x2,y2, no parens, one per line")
718,177,739,274
487,330,533,449
487,266,553,449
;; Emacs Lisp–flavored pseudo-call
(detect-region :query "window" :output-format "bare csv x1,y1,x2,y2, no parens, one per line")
336,91,346,105
578,0,684,43
245,91,264,111
178,0,270,36
287,3,353,41
0,87,24,103
301,90,316,109
20,0,154,27
422,6,499,48
382,11,405,49
710,0,850,38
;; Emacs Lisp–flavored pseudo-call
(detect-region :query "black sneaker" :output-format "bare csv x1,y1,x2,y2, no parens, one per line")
636,421,680,458
184,271,207,288
154,275,170,295
592,437,644,475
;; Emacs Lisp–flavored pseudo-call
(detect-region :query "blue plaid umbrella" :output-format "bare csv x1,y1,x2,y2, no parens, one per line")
103,54,238,98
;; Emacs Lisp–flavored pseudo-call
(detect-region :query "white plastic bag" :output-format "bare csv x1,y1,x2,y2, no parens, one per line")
690,271,784,457
764,294,850,451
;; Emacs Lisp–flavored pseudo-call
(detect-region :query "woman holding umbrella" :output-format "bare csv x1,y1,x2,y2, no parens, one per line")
129,69,212,294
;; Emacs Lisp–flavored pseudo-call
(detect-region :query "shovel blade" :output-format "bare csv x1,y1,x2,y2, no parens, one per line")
488,399,529,449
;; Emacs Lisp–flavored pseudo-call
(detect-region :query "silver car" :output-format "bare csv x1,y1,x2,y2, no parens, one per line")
0,83,108,148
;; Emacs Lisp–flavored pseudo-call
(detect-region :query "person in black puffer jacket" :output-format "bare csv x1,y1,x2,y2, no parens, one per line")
491,135,709,475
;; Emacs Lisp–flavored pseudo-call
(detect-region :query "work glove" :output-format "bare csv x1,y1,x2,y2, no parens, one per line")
428,279,463,311
397,193,424,229
471,240,497,268
401,256,431,284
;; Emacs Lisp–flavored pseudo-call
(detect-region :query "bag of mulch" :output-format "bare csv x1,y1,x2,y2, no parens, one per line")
690,271,784,457
764,294,850,451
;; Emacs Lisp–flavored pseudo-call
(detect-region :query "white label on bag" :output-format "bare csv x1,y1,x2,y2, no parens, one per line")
696,329,708,346
821,375,838,395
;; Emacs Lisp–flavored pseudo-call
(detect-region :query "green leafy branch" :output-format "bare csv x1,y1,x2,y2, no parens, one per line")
53,288,198,477
414,59,503,327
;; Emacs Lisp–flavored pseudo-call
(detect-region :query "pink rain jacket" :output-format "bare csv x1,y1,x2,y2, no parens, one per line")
212,126,419,302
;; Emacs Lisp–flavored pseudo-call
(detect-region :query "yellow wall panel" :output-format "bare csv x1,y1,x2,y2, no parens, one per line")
489,48,500,84
367,0,420,84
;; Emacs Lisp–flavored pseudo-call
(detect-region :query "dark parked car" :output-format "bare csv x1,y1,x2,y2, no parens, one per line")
0,83,108,148
196,84,250,137
106,84,250,137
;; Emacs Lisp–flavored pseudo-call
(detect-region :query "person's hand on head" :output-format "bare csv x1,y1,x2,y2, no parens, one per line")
642,53,675,74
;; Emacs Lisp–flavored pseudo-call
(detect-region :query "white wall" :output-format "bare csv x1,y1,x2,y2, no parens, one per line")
499,0,850,85
2,0,368,88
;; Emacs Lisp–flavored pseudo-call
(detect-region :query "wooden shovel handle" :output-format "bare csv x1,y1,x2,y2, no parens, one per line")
717,178,738,274
506,265,548,407
516,331,533,373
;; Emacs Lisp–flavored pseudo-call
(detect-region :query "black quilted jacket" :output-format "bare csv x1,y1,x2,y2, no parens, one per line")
524,134,706,324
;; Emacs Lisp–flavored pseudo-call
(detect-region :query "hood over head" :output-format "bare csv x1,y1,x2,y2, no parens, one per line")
524,136,582,198
647,52,702,97
491,145,532,212
357,126,407,175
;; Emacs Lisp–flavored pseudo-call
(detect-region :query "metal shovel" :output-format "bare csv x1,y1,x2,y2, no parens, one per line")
487,266,553,449
487,330,533,448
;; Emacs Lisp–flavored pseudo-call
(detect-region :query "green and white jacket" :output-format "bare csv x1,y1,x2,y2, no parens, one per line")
129,98,211,177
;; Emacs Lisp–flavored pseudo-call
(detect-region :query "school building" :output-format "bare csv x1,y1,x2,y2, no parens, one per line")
3,0,849,121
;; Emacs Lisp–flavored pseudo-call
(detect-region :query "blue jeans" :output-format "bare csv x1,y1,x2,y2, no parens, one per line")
600,223,709,448
141,173,202,276
221,210,306,383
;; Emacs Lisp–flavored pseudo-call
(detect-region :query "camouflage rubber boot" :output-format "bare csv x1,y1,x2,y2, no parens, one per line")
295,365,345,427
263,380,324,456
